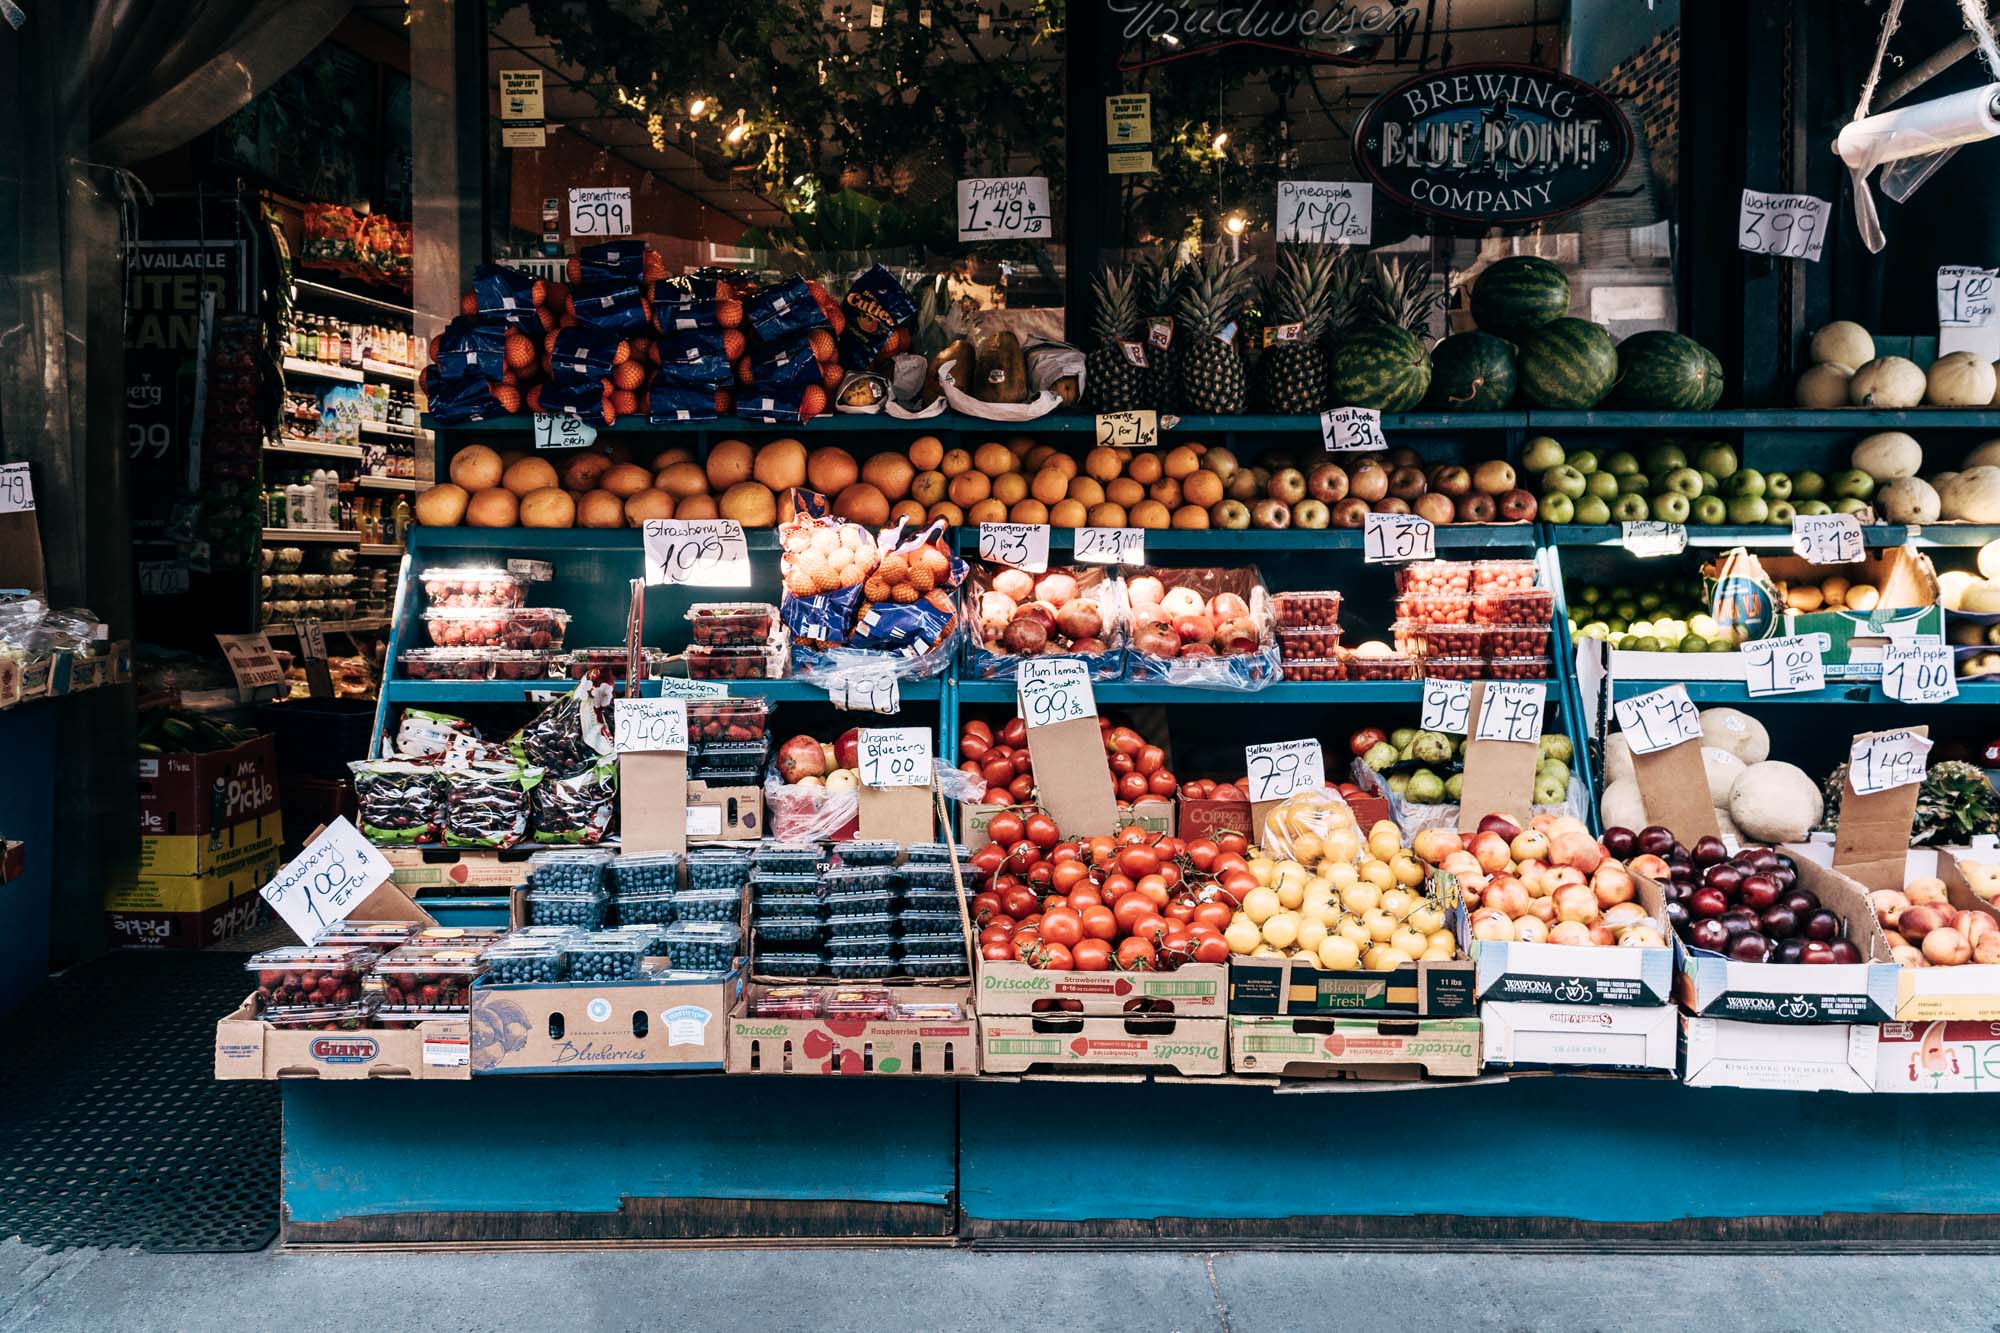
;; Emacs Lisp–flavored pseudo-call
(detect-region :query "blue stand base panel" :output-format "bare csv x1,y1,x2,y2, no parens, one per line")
282,1075,2000,1244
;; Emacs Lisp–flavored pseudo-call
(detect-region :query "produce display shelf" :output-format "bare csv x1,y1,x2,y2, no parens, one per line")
358,544,405,557
362,358,418,382
406,527,780,552
268,438,364,460
1547,523,1914,548
1527,408,2000,430
381,677,945,705
953,679,1434,706
265,617,390,636
948,525,1539,554
282,356,364,384
261,527,365,544
354,475,421,492
359,421,417,439
1607,678,2000,705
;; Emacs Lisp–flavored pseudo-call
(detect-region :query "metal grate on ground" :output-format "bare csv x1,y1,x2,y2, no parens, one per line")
0,947,280,1252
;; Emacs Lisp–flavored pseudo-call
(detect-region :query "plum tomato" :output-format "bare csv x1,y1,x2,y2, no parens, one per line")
1148,770,1177,796
1137,745,1165,775
961,736,991,762
1040,907,1084,948
982,941,1016,962
1007,774,1036,801
1025,813,1061,848
1116,938,1157,971
1193,901,1232,932
981,759,1015,789
1080,905,1118,940
971,892,1003,924
1072,938,1113,971
987,812,1025,847
1110,751,1136,775
1108,727,1144,756
1117,772,1150,801
1216,831,1249,856
1011,748,1035,775
964,719,994,744
1001,717,1027,747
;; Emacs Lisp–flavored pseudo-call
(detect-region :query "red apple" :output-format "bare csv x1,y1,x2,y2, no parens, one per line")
834,728,862,771
1331,497,1371,528
1495,489,1538,522
1455,493,1496,523
1306,464,1349,503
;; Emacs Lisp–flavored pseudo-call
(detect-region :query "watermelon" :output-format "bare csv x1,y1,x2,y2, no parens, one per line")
1470,257,1570,337
1516,318,1618,409
1423,332,1517,411
1612,330,1717,410
1328,323,1432,412
1696,344,1726,409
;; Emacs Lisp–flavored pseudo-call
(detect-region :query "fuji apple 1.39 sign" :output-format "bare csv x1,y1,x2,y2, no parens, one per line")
1354,63,1632,225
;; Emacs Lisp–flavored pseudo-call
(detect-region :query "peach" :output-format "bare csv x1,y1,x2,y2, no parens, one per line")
1900,905,1950,940
1470,831,1514,876
1591,863,1636,908
1525,895,1556,924
1470,909,1516,942
1549,866,1588,890
1550,830,1605,876
1588,923,1617,947
1553,884,1600,926
1906,877,1950,906
1628,853,1670,882
1603,902,1650,929
1513,915,1549,944
1924,927,1972,966
1619,924,1666,948
1892,942,1927,968
1548,920,1594,947
1869,890,1912,930
1978,933,2000,965
1959,912,1997,946
1509,830,1551,863
1484,877,1531,920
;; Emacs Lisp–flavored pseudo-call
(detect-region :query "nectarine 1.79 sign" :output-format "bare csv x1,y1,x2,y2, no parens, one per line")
1353,63,1632,225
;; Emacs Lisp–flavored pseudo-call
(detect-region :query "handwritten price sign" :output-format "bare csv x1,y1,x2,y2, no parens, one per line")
567,186,632,237
1421,678,1472,734
1742,633,1827,697
1792,512,1864,565
533,412,599,450
1850,728,1932,796
956,176,1051,241
259,817,393,941
1073,527,1144,565
1738,189,1829,262
1613,684,1701,755
978,523,1050,574
828,665,900,715
858,727,933,789
1093,410,1159,449
1882,641,1957,703
1939,266,1997,327
655,677,730,700
1362,512,1435,564
1320,406,1387,452
1246,739,1326,804
1018,657,1096,727
1276,181,1372,245
1474,681,1545,744
1621,521,1687,558
0,462,33,514
613,699,688,754
642,519,750,587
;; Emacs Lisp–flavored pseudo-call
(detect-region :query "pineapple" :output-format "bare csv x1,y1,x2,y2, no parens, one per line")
1172,247,1255,415
1258,245,1345,414
1362,255,1436,336
1084,265,1151,413
1133,249,1184,409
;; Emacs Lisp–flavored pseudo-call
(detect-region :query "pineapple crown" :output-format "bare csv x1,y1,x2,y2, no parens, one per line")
1268,244,1346,341
1172,246,1255,340
1362,255,1435,335
1089,264,1143,344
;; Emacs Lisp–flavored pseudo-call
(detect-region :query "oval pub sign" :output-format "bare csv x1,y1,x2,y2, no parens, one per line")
1354,63,1632,225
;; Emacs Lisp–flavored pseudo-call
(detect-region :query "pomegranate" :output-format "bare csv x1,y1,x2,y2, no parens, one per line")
1055,599,1103,643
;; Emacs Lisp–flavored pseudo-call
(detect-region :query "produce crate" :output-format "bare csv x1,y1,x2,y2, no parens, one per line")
1479,1001,1676,1074
1465,871,1674,1006
1227,954,1474,1017
1891,851,2000,1021
383,845,538,893
976,958,1225,1016
214,996,470,1081
107,853,278,952
1228,1015,1481,1080
978,1013,1225,1076
1676,857,1898,1023
137,733,280,837
468,967,742,1074
1876,1020,2000,1093
728,984,977,1077
1681,1015,1877,1093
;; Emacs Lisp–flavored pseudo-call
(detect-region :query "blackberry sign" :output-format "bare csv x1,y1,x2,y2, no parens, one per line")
1354,63,1631,225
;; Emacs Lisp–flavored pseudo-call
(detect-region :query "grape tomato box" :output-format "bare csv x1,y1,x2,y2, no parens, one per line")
976,957,1226,1016
1228,1015,1481,1081
1478,1001,1677,1074
1875,1020,2000,1092
215,998,471,1081
137,733,280,837
1676,854,1898,1023
1228,953,1473,1018
977,1013,1226,1076
1461,871,1674,1007
728,983,978,1077
1681,1015,1878,1093
469,966,743,1074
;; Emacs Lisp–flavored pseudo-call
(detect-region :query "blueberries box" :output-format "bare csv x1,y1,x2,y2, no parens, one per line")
470,967,743,1073
214,997,471,1081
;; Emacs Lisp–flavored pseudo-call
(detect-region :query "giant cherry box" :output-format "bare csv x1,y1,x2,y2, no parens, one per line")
727,983,978,1077
215,998,471,1081
1462,869,1675,1007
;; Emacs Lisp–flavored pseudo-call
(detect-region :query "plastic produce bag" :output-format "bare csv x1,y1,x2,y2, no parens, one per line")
547,327,631,384
574,240,646,283
530,757,618,845
1124,567,1279,691
471,263,546,330
350,760,444,844
441,763,542,849
430,317,508,383
510,677,613,774
961,563,1128,681
837,264,916,370
567,279,648,332
1259,788,1363,865
743,276,830,343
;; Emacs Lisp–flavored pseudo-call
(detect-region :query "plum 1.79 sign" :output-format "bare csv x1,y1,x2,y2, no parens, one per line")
1791,513,1864,565
858,728,933,789
1614,684,1701,754
1320,406,1386,452
0,462,33,514
533,412,599,451
1850,729,1932,796
1474,682,1544,744
259,817,393,941
613,698,688,754
642,519,750,587
1738,189,1829,262
567,187,632,237
1882,641,1957,704
956,177,1050,241
978,523,1050,574
1018,658,1095,727
1073,527,1144,565
1421,678,1472,734
1093,410,1158,449
1245,739,1325,804
1742,632,1827,697
1362,512,1435,564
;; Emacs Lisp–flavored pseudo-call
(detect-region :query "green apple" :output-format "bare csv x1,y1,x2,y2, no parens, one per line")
1698,470,1721,496
1521,435,1567,473
1691,495,1727,525
1727,494,1769,524
1767,500,1796,525
1586,470,1621,500
1765,471,1792,500
1604,450,1641,476
1730,468,1766,498
1574,495,1611,525
1578,585,1603,605
1611,493,1651,522
1645,443,1688,474
1696,443,1740,480
1544,465,1588,499
1679,635,1712,652
1638,590,1663,611
1534,774,1569,805
1794,499,1832,516
1619,471,1651,494
1835,496,1873,515
1567,448,1600,476
1539,491,1575,524
1661,467,1704,498
1580,620,1610,639
1791,470,1826,500
1830,468,1876,501
1650,492,1691,523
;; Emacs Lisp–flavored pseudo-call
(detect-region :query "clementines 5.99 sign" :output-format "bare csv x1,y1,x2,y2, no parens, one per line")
1354,63,1632,225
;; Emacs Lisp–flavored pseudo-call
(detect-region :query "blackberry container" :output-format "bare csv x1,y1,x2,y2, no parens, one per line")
755,952,828,979
563,932,648,982
753,841,824,875
672,886,744,923
823,866,896,912
479,939,568,985
898,930,970,959
606,851,681,897
686,847,753,891
614,890,677,927
661,921,742,974
836,840,902,867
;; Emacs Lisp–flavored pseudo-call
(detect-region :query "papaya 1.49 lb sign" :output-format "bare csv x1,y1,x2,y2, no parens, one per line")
1353,63,1632,225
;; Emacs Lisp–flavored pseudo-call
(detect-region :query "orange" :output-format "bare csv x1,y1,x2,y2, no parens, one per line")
1030,468,1070,506
973,441,1015,476
833,482,890,527
926,501,965,527
888,499,928,529
1127,452,1163,484
1129,500,1171,529
1006,435,1037,459
939,447,973,478
1041,452,1079,480
806,447,860,495
1067,476,1106,507
1087,501,1129,527
861,452,917,502
907,435,945,471
1025,444,1059,472
966,498,1008,526
1171,505,1210,529
992,472,1030,506
1106,477,1145,507
1148,476,1182,508
1163,445,1202,479
1084,447,1124,482
1182,469,1225,508
910,470,949,506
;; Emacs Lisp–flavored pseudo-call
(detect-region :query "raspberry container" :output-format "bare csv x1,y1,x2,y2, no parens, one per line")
836,840,902,867
1278,656,1345,682
754,952,828,978
891,1000,965,1020
369,945,485,1012
828,931,898,959
489,648,553,681
528,848,614,895
607,852,682,897
1487,655,1553,680
754,842,825,875
479,939,567,985
828,957,897,979
1422,655,1485,681
823,987,895,1019
264,999,380,1030
420,567,525,609
749,985,825,1018
826,910,898,938
688,697,771,742
412,926,508,946
1343,649,1417,681
312,920,419,951
1487,624,1552,656
248,946,375,1010
688,848,754,891
687,602,778,647
672,886,744,923
564,932,648,982
1393,593,1473,628
1395,561,1472,596
1471,559,1538,593
1472,587,1555,626
661,921,743,974
526,889,608,930
502,608,571,651
1273,590,1341,628
422,608,512,648
398,647,491,680
1277,626,1342,658
613,890,677,927
687,641,786,680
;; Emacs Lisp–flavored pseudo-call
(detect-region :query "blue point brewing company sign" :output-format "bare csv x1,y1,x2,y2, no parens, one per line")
1354,63,1632,225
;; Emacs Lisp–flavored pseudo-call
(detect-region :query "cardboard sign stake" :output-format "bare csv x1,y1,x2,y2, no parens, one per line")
1834,725,1929,892
1023,715,1119,837
620,752,688,855
1456,683,1538,833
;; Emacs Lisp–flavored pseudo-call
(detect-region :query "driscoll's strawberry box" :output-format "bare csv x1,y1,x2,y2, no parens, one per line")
728,984,977,1076
976,957,1225,1016
382,846,537,892
978,1013,1225,1076
1876,1020,2000,1092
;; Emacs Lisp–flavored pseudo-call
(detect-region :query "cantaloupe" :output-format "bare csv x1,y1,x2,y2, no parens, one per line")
449,445,503,491
415,483,469,527
1849,356,1926,408
1927,351,1998,406
1796,363,1853,408
1810,321,1874,368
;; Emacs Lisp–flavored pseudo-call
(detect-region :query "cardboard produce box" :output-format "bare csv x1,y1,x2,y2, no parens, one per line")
1885,850,2000,1021
1767,545,1940,680
1,839,25,884
728,984,977,1076
958,797,1172,851
137,734,279,837
1227,954,1474,1017
687,778,764,842
138,811,282,878
1681,1015,1877,1093
1876,1019,2000,1092
1676,855,1898,1023
1479,1000,1677,1073
977,958,1225,1016
1466,872,1674,1006
215,998,471,1081
383,845,538,893
106,852,278,951
1228,1015,1480,1081
978,1013,1226,1076
469,968,742,1073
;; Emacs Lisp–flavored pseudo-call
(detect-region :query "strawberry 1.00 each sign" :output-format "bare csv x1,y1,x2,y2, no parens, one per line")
956,177,1050,241
642,519,750,587
858,728,933,788
1018,658,1095,727
259,817,393,941
1613,684,1701,754
1245,739,1325,804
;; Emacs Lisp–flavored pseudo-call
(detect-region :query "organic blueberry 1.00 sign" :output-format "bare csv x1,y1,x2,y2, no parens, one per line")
858,727,933,788
956,177,1050,241
1276,181,1371,245
259,816,394,941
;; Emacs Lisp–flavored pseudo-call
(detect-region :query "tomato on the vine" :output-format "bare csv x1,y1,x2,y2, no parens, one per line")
1025,813,1061,848
986,812,1024,847
1008,774,1036,801
1032,941,1073,970
1001,885,1040,919
1071,938,1112,972
1135,875,1170,910
1116,825,1151,847
980,923,1016,948
982,941,1016,962
1116,938,1157,971
1185,838,1219,872
1193,935,1229,964
1039,907,1084,948
1166,896,1197,923
1100,873,1135,902
1131,915,1169,946
1216,831,1249,857
971,892,1003,925
1116,845,1160,879
1193,901,1232,933
1113,895,1154,934
1079,905,1118,940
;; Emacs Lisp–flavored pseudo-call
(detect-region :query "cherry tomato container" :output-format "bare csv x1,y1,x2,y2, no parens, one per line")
1395,561,1473,596
1277,656,1345,682
1486,655,1553,679
1392,593,1474,627
1272,590,1341,628
1342,648,1418,681
419,567,526,609
1470,559,1538,593
1277,626,1342,658
1421,655,1485,681
1472,587,1555,626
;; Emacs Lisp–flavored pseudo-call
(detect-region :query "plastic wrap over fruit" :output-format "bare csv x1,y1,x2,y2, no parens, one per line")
430,317,508,383
567,279,648,332
548,326,629,383
1259,787,1363,866
471,263,545,330
574,240,645,283
648,377,725,422
1346,758,1589,839
744,276,830,343
961,563,1129,681
1124,566,1280,691
655,328,731,390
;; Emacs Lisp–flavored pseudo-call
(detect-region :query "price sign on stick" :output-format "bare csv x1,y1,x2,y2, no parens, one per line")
1246,739,1326,804
978,523,1050,573
1742,633,1827,697
828,665,900,715
1850,729,1932,795
259,817,393,940
1614,684,1702,754
858,728,933,788
0,462,33,514
1320,406,1387,452
533,412,599,451
1421,679,1472,734
1474,682,1545,744
1093,410,1158,449
1074,527,1145,565
956,177,1051,241
642,519,751,587
1882,641,1958,703
1738,190,1830,262
567,187,632,237
1018,658,1096,727
1792,513,1865,565
614,699,688,754
1362,512,1435,564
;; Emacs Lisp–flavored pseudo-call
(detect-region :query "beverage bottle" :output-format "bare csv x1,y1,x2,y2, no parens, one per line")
285,475,311,528
317,467,341,529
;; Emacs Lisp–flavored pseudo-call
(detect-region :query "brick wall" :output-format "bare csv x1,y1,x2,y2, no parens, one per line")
1602,25,1680,192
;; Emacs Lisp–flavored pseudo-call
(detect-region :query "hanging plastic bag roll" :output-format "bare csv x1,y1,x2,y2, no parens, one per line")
1835,83,2000,251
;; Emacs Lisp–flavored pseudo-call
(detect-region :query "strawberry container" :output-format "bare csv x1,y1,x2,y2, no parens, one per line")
420,567,526,609
753,842,825,875
264,998,380,1030
823,987,895,1018
1278,656,1345,682
1470,560,1538,593
1487,624,1552,656
749,985,826,1018
399,647,492,680
671,886,744,923
1273,590,1341,628
479,939,567,985
892,1000,965,1020
606,851,681,897
1487,655,1553,679
1422,655,1485,681
1277,626,1342,658
1393,593,1473,627
1395,561,1472,596
688,697,771,742
561,647,648,680
836,840,902,867
661,921,742,974
1472,587,1555,626
1343,649,1417,681
687,602,778,647
369,944,485,1012
614,890,677,927
422,608,512,648
248,946,375,1010
563,932,648,982
502,608,570,651
489,649,553,681
755,952,828,978
687,641,786,679
688,847,754,890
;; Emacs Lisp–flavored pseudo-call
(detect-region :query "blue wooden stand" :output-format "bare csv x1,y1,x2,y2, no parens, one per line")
0,702,55,1015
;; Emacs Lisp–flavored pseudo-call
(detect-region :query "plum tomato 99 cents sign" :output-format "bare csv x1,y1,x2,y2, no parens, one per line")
259,816,393,940
642,519,750,587
1245,739,1326,804
1276,181,1371,245
613,698,688,754
1362,512,1435,564
1073,527,1145,565
533,412,599,451
1882,640,1957,703
978,523,1050,574
1791,512,1864,565
1017,657,1096,727
1421,678,1472,734
1850,728,1933,796
1320,406,1387,452
567,187,632,237
1741,632,1827,697
858,727,933,788
1738,189,1830,262
0,462,33,514
956,177,1050,241
1613,683,1701,754
1474,681,1545,744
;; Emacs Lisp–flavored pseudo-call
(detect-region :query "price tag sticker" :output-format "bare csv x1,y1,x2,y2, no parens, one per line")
643,519,751,587
1421,678,1472,734
507,558,555,582
0,462,33,514
567,186,632,237
1276,181,1372,245
1741,632,1827,697
613,698,688,754
828,665,900,715
1621,521,1687,558
1882,640,1958,703
1738,189,1830,262
1791,512,1864,565
1073,527,1144,565
1474,681,1545,744
258,816,393,941
533,412,599,450
1320,406,1387,452
1093,410,1159,449
1938,265,1997,327
1017,658,1096,727
1362,512,1436,564
1850,728,1932,796
858,727,933,788
1245,739,1326,804
978,523,1050,574
214,632,285,698
956,176,1051,241
654,677,730,700
1613,683,1701,754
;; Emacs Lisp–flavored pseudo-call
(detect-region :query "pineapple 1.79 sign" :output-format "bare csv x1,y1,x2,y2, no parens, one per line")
956,177,1050,241
1276,181,1371,245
